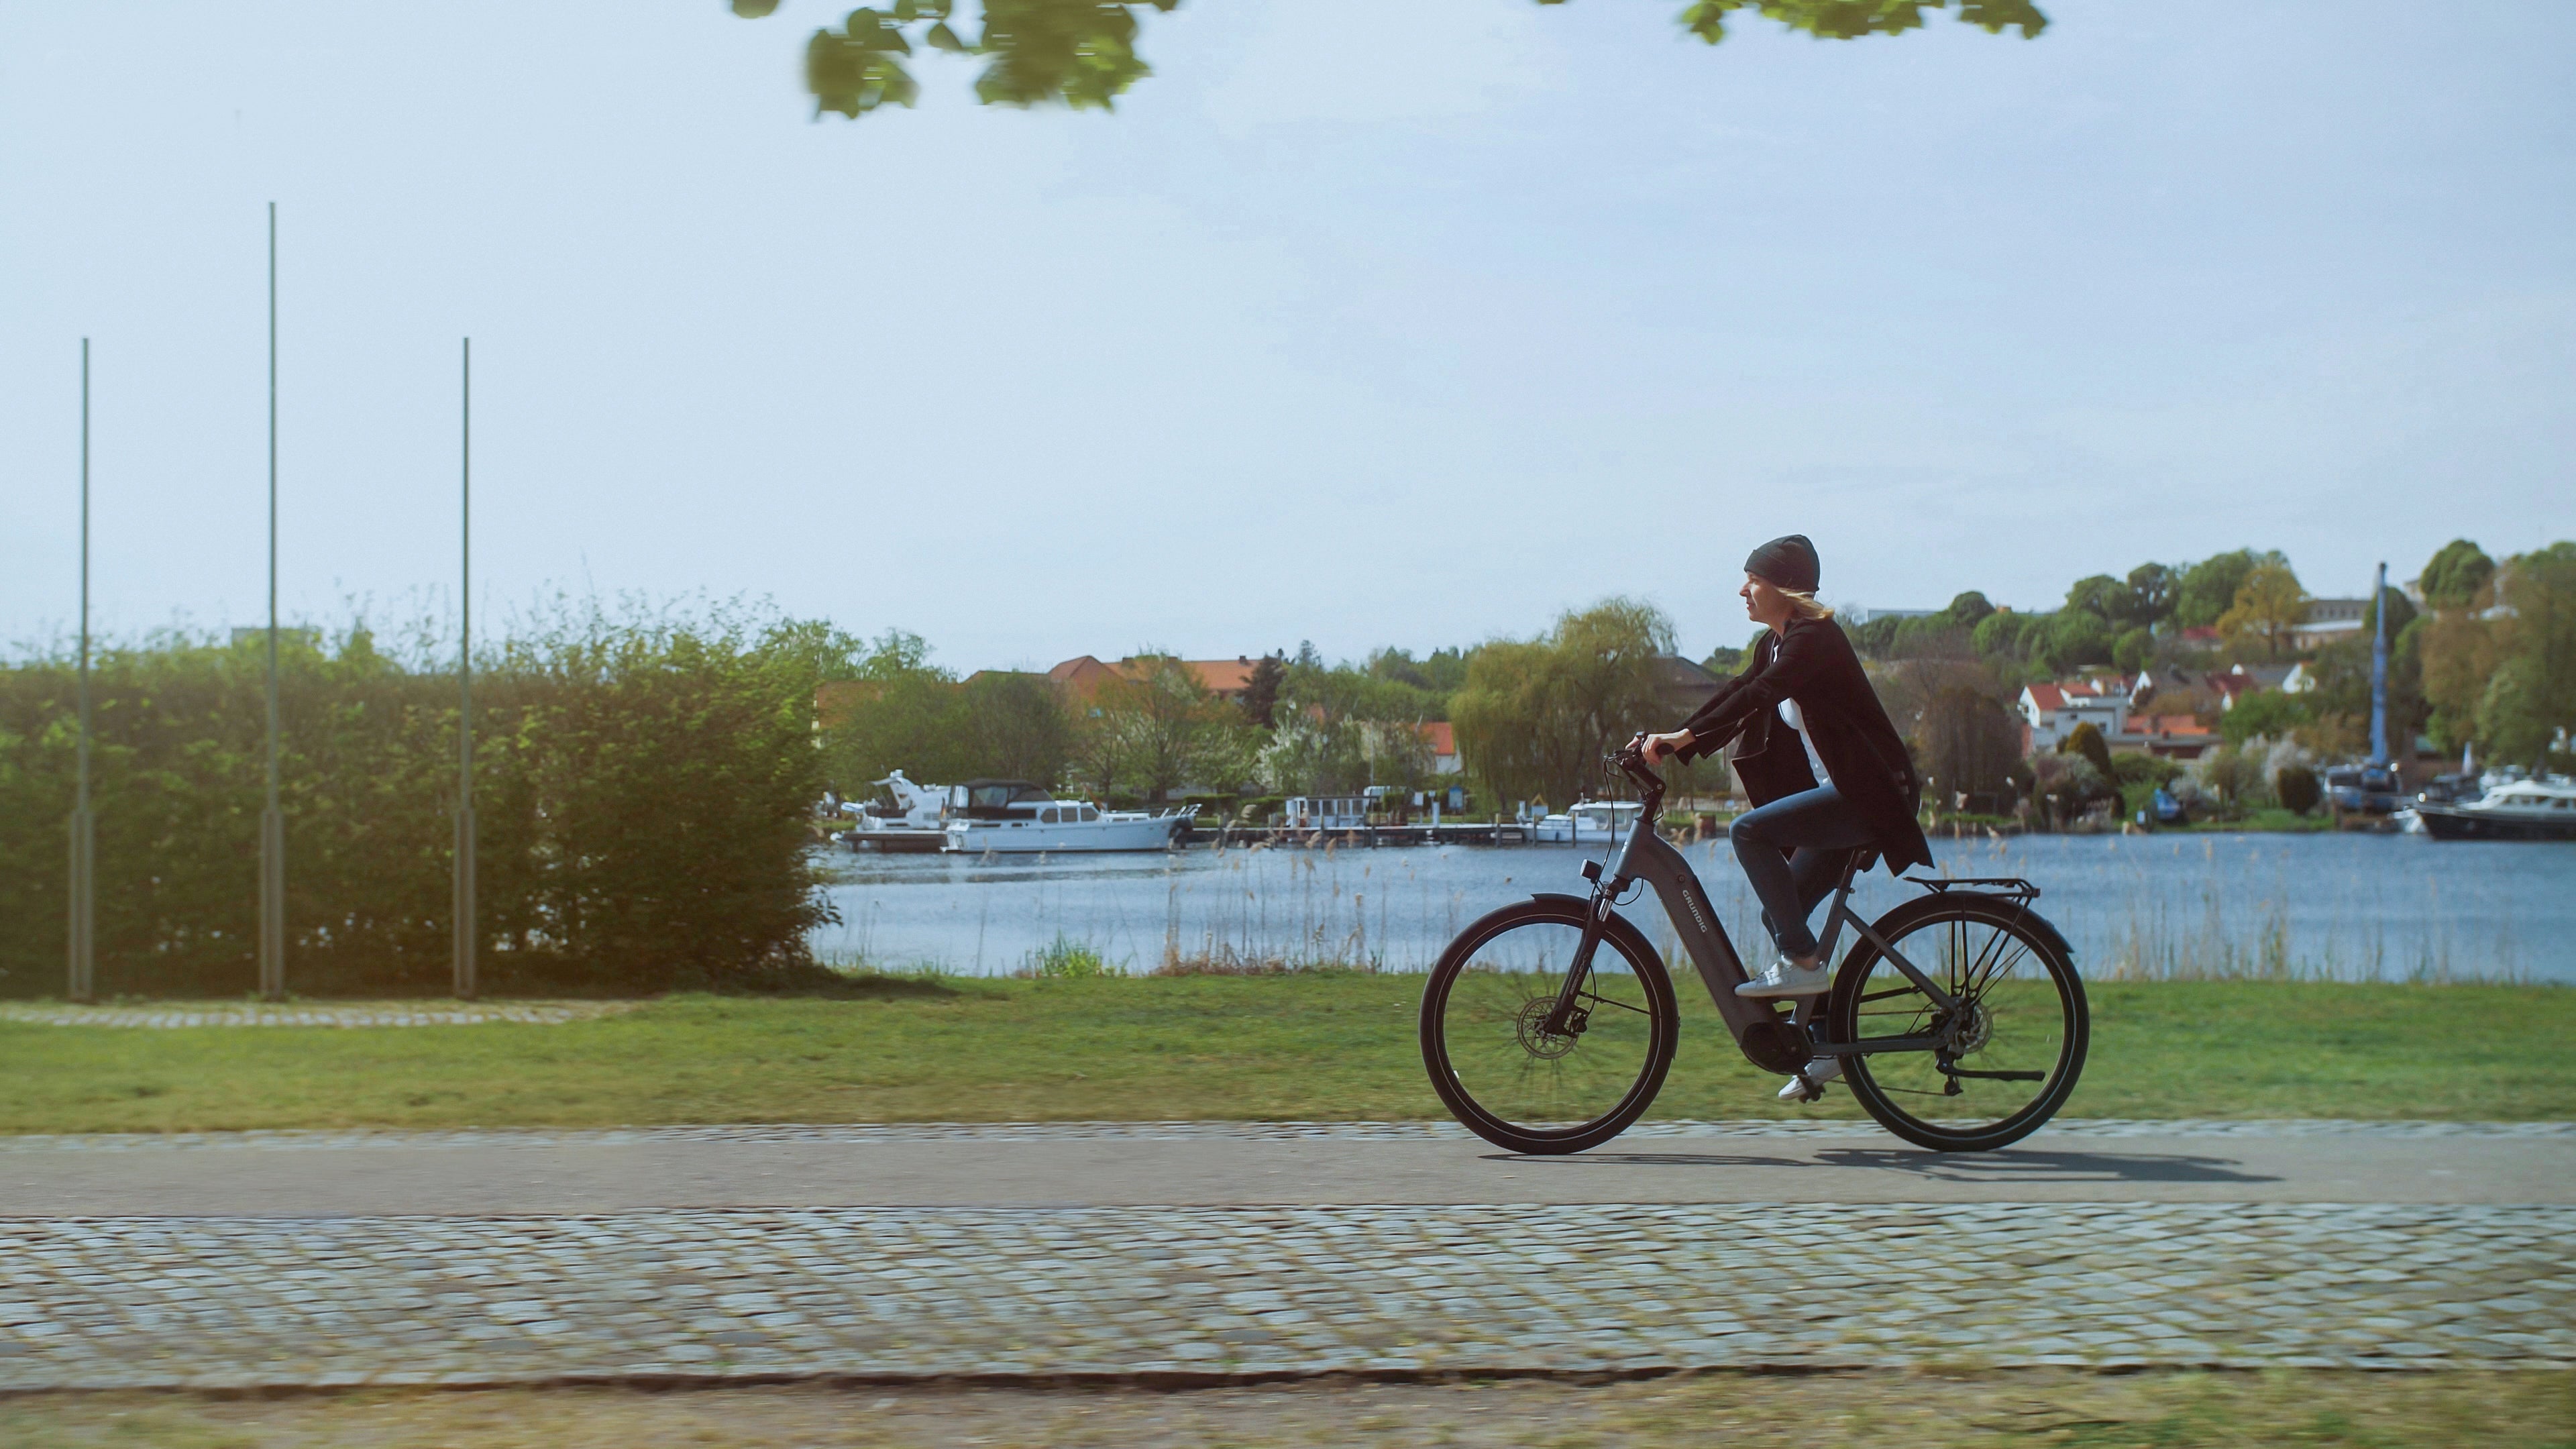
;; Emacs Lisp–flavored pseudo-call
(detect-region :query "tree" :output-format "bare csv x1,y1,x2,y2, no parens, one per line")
2216,688,2310,747
1367,646,1469,696
2480,543,2576,767
1239,651,1285,729
961,669,1075,784
2418,539,2496,610
1970,610,2027,659
2124,563,2178,629
1891,615,1974,659
2059,720,2116,786
2112,627,2153,673
1256,712,1366,796
2175,549,2282,629
741,0,2047,121
1077,653,1248,801
2416,606,2501,755
1846,614,1904,659
2031,611,2112,676
1915,684,2023,810
2063,574,2127,623
1283,653,1451,727
2216,561,2306,659
2275,765,2321,815
1450,598,1674,810
818,630,974,788
1943,591,1995,629
1357,720,1436,791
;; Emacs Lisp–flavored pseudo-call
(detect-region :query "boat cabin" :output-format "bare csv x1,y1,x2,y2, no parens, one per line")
948,780,1055,820
1284,796,1368,830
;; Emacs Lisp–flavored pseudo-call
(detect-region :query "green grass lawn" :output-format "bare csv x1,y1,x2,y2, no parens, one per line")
2,977,2568,1135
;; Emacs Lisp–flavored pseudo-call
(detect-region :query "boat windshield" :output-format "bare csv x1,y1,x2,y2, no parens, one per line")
954,780,1052,818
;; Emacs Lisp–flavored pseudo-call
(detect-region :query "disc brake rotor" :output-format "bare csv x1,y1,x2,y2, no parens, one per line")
1945,998,1993,1056
1513,998,1582,1059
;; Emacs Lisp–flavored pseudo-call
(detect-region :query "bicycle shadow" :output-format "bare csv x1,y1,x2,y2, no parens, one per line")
1489,1148,2278,1185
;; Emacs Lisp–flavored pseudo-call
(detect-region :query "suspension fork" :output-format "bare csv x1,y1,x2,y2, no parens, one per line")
1542,885,1617,1035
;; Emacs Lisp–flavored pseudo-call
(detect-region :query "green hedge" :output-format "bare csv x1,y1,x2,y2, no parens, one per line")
0,613,833,999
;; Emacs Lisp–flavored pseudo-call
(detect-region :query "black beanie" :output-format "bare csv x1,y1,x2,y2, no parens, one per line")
1743,535,1820,593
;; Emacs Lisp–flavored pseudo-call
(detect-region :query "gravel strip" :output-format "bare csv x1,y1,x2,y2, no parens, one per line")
0,1201,2563,1390
0,1002,637,1029
1,1119,2567,1153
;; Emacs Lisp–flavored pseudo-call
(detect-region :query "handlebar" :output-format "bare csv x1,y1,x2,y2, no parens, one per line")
1609,737,1668,809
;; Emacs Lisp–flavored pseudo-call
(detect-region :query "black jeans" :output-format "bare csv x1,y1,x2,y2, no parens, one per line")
1727,784,1874,959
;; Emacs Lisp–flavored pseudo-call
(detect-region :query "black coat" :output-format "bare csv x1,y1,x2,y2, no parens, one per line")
1673,614,1933,876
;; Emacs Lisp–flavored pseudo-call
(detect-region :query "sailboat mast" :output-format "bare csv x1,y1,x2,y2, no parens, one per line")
2369,561,2390,767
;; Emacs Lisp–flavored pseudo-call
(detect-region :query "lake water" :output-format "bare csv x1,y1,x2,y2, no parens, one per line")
810,833,2576,983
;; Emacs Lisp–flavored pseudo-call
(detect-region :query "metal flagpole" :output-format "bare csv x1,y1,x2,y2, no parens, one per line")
70,340,96,1004
259,203,286,1002
454,338,476,1000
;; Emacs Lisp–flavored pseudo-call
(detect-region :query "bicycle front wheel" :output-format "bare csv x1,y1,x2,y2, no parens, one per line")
1829,892,2088,1152
1420,898,1678,1155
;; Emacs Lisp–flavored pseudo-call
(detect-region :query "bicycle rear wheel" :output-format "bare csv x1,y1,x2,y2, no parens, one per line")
1829,892,2088,1152
1421,898,1678,1155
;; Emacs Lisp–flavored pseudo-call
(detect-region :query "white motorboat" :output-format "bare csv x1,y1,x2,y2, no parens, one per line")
838,770,949,853
1532,799,1645,845
941,779,1195,854
2412,772,2576,842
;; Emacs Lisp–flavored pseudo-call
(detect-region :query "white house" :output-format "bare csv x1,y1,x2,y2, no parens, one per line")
2019,680,2130,751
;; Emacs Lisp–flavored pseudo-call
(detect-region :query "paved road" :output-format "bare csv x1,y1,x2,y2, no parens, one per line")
4,1122,2568,1389
3,1121,2567,1216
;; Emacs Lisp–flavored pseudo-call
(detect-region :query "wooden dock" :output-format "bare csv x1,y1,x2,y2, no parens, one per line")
1181,821,1535,849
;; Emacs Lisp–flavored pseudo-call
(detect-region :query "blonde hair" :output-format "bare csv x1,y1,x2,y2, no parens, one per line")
1779,589,1836,622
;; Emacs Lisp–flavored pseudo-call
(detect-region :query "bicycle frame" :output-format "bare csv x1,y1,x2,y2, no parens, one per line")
1546,755,1966,1071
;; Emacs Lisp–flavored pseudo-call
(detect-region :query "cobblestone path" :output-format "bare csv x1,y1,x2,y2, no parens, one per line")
2,1201,2565,1389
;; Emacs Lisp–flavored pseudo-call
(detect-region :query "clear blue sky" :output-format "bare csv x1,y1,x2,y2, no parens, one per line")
4,1,2571,669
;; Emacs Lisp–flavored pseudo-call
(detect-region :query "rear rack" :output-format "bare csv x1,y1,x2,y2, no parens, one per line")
1906,875,2041,902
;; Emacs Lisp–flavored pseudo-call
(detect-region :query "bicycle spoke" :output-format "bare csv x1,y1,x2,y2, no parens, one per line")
1434,914,1665,1136
1833,900,2086,1150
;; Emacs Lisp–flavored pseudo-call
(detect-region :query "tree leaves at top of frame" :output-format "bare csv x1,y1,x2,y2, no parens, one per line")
1656,0,2047,44
759,0,2047,122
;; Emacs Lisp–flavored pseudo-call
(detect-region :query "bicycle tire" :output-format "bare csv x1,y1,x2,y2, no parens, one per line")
1829,892,2088,1152
1420,897,1679,1155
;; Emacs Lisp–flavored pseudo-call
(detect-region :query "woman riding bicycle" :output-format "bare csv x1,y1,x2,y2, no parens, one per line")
1637,534,1933,1096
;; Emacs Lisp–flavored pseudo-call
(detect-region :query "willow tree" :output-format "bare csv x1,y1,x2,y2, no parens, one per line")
729,1,2049,120
1450,598,1674,812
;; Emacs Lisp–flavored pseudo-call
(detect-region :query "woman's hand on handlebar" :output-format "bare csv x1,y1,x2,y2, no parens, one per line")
1637,729,1693,765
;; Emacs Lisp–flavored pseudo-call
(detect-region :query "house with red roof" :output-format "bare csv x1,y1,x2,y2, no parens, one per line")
1047,655,1263,708
1418,720,1460,776
2018,679,2130,752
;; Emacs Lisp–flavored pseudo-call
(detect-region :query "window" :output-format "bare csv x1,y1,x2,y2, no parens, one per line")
1081,806,1099,822
1039,808,1059,824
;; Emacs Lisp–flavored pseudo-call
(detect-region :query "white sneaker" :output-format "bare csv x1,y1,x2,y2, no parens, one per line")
1777,1057,1843,1102
1735,956,1831,998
